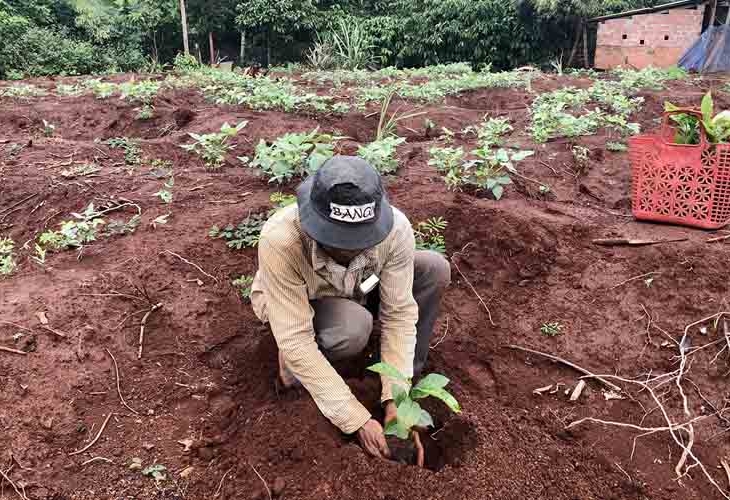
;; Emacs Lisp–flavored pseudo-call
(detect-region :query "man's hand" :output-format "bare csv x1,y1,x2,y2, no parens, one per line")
384,400,397,425
357,419,390,459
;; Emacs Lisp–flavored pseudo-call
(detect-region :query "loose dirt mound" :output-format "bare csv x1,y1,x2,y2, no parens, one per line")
1,75,730,500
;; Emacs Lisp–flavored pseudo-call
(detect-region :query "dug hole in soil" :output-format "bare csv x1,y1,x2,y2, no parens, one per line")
2,74,730,500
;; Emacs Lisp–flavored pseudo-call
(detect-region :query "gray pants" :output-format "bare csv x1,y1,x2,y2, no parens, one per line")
311,250,451,375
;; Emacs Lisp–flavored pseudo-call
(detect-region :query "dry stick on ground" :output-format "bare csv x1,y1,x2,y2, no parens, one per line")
80,457,114,466
249,463,272,500
214,467,234,498
610,271,662,290
451,244,496,326
506,345,622,392
161,250,218,283
0,467,28,500
0,346,27,355
577,373,730,499
430,316,449,350
707,233,730,243
69,413,113,456
105,348,139,415
138,303,163,360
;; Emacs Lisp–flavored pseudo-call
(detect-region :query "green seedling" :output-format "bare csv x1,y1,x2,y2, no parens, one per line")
357,136,405,174
154,176,174,204
232,275,254,300
38,203,105,251
463,116,513,148
541,322,563,337
209,212,268,250
150,213,171,229
42,120,55,137
606,142,628,152
0,237,16,277
270,192,296,209
251,128,337,183
414,217,448,254
367,362,460,440
141,464,167,482
666,92,730,144
0,84,47,98
103,137,142,166
181,121,247,169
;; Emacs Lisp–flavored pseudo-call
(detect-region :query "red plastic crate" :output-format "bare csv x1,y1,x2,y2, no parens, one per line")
629,109,730,229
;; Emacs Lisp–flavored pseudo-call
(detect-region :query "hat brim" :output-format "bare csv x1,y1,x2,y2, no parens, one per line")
296,176,394,250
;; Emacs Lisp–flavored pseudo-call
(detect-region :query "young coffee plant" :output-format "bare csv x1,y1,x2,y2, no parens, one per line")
38,203,106,251
119,80,160,119
432,146,533,200
357,136,405,174
463,116,513,148
606,141,628,152
367,362,460,440
209,211,268,249
232,275,254,300
103,137,142,165
0,84,47,98
414,217,448,254
181,121,248,169
0,237,16,277
376,90,426,140
428,145,465,172
154,176,174,204
541,322,563,337
251,128,337,183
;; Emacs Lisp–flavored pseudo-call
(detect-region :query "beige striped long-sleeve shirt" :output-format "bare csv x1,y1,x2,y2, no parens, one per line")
250,204,418,434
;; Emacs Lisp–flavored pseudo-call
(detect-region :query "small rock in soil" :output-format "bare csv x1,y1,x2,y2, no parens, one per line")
129,457,143,471
40,416,53,429
142,443,155,451
179,466,194,478
272,477,286,497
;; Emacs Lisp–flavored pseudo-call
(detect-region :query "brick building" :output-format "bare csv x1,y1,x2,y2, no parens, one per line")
591,0,711,69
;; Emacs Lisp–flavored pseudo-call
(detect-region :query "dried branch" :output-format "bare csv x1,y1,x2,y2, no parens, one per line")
161,250,218,283
138,303,163,360
452,243,495,326
507,344,621,392
105,348,139,415
69,413,113,456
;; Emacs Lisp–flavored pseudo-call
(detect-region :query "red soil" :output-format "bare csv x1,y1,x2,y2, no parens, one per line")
1,74,730,500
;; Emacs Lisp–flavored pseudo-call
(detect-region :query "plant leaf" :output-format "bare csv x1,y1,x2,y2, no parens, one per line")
701,91,713,124
411,386,461,413
384,419,399,436
492,184,504,200
510,150,534,162
367,362,408,381
396,398,423,432
413,373,450,392
418,409,434,428
392,383,408,406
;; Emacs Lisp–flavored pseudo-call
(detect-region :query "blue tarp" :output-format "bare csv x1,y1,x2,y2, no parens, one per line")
679,25,730,73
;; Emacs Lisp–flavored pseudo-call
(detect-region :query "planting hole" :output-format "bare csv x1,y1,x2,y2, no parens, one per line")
622,34,628,40
664,35,670,40
386,418,477,471
640,39,645,45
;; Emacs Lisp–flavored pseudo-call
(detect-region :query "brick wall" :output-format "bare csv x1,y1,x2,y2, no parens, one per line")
595,5,705,69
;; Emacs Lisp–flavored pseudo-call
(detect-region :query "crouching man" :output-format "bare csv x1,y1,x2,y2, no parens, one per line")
250,156,450,458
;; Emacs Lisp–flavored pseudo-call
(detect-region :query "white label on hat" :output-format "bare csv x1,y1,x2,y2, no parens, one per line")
329,202,376,223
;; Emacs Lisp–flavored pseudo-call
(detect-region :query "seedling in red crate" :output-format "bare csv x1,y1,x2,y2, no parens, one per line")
367,362,460,466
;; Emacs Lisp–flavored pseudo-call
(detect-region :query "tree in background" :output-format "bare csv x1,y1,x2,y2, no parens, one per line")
235,0,318,66
187,0,236,64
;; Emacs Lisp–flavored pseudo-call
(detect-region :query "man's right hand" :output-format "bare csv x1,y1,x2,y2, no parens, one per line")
357,419,390,459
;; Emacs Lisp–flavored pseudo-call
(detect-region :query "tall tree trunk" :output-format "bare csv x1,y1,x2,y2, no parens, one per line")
209,32,215,65
266,28,272,68
582,24,589,68
152,31,159,63
240,30,246,65
566,19,582,68
179,0,189,55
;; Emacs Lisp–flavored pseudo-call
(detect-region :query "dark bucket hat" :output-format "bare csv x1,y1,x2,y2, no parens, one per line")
297,156,394,250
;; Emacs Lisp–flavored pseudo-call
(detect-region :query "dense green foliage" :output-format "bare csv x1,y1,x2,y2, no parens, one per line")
1,0,666,79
